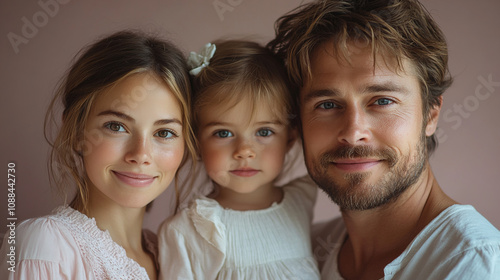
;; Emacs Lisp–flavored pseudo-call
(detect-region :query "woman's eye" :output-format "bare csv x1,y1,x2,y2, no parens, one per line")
155,130,176,139
105,122,126,132
256,129,273,137
318,102,337,109
215,130,233,138
374,98,393,106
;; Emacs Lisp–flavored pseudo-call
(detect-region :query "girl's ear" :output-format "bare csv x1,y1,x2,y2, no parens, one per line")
287,127,298,152
425,96,443,136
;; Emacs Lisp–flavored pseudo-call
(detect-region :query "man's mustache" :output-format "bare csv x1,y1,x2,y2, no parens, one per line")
320,145,398,168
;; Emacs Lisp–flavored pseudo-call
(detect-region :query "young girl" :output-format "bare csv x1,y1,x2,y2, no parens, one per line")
158,40,320,279
0,30,195,280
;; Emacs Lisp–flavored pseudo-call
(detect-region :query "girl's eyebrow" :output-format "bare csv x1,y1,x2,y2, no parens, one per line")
255,120,284,126
203,120,284,128
203,121,228,128
97,110,182,126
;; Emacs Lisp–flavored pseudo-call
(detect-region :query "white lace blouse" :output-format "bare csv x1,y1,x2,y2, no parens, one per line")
0,206,157,280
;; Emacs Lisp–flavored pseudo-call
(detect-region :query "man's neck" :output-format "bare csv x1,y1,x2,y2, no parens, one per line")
337,164,456,280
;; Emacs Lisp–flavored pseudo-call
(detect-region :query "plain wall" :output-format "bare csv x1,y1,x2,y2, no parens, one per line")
1,0,499,235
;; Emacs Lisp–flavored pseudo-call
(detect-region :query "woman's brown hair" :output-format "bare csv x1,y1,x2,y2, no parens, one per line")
44,30,196,214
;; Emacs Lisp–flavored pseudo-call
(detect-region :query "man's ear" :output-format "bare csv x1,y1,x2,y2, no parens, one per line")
425,96,443,136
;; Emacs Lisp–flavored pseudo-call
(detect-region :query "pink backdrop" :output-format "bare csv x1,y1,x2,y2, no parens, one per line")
1,0,499,235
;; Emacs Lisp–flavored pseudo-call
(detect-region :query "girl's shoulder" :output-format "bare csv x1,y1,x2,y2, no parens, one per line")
160,196,222,234
159,196,225,250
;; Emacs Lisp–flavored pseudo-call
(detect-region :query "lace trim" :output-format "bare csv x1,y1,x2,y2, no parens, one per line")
52,206,150,279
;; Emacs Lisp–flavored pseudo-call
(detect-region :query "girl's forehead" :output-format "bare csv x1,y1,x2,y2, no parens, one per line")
199,96,288,126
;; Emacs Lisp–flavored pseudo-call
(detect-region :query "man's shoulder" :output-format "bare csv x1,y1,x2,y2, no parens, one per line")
432,204,500,244
409,204,500,256
387,204,500,279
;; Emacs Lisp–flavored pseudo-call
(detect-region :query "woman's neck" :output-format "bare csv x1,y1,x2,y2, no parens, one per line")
85,199,157,280
86,202,146,251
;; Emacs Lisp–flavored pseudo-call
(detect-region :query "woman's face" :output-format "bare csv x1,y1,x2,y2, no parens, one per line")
82,72,185,209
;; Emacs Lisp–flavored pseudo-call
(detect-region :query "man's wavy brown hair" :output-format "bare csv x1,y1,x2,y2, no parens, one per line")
268,0,453,155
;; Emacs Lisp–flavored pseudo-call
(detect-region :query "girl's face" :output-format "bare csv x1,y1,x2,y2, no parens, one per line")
197,96,293,194
82,72,184,209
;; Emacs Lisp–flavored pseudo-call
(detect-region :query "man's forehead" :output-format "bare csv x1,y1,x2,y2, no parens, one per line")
308,39,415,77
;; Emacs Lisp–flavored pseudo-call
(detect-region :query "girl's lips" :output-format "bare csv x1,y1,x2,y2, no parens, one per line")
230,169,259,177
113,171,156,187
332,159,381,172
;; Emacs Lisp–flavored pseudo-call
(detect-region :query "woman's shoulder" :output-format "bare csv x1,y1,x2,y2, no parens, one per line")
3,206,82,264
0,209,89,279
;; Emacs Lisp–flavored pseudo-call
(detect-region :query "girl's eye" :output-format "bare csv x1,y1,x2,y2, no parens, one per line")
256,129,273,137
374,98,393,106
215,130,233,138
155,129,176,139
105,122,126,132
317,101,338,109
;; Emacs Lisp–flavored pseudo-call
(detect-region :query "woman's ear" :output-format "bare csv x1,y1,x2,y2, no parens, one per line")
425,96,443,136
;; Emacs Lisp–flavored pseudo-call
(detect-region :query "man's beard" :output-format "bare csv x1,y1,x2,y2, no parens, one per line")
307,133,427,211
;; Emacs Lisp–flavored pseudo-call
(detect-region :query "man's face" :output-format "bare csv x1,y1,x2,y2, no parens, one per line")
300,41,440,211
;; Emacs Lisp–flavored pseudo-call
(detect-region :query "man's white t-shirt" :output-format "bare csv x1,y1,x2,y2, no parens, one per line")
313,204,500,280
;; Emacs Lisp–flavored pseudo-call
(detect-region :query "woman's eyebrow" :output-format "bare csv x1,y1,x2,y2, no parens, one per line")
97,110,133,121
97,110,182,126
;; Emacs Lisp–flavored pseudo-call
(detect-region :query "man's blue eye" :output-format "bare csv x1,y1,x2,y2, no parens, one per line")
257,129,273,137
318,102,336,109
374,98,393,106
215,130,233,138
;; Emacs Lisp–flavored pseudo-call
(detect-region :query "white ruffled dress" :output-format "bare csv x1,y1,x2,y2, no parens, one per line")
158,176,320,279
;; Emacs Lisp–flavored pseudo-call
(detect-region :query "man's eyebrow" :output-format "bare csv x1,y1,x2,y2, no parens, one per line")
362,82,410,95
97,110,182,126
303,82,409,103
303,89,339,104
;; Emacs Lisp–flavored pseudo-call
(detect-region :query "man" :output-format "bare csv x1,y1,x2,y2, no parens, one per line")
268,0,500,279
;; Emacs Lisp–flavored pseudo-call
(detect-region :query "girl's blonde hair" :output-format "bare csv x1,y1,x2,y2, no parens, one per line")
191,40,295,140
44,30,196,214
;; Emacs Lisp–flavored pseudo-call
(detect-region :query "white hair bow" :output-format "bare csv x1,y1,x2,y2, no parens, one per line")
187,43,216,76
